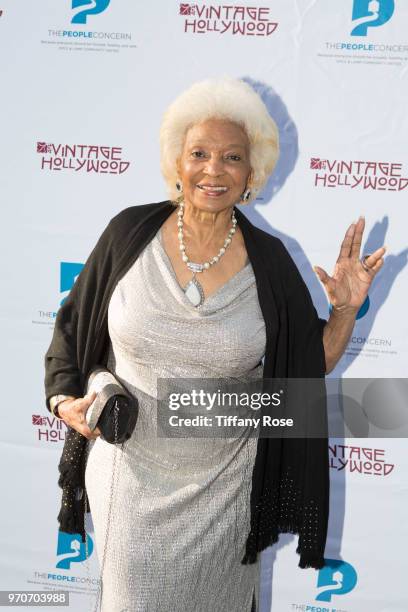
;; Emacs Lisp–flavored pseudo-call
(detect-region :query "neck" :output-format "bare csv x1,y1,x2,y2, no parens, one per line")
180,201,235,246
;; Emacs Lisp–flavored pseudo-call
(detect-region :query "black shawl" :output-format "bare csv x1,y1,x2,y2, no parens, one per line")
44,200,329,569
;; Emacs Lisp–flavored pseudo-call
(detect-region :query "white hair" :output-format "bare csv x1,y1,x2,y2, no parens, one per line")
159,77,280,204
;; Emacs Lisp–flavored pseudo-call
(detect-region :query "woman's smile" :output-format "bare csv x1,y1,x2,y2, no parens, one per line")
196,183,229,197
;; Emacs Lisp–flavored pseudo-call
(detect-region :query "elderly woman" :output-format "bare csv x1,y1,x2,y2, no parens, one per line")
44,77,385,612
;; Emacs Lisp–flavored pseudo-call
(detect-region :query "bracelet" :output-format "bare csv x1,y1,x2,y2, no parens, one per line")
331,303,349,312
52,405,62,419
331,303,359,316
50,395,75,419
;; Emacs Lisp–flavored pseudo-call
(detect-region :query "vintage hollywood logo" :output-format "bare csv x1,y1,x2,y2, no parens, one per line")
310,158,407,191
37,142,130,174
32,413,68,443
179,3,278,36
329,444,394,476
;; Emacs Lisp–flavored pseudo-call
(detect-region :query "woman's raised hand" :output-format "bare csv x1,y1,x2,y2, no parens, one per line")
57,391,101,440
314,216,386,313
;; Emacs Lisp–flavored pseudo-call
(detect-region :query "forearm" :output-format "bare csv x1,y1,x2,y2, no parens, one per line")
323,306,358,373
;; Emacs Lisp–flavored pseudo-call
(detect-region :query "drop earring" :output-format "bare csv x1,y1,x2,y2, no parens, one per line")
240,188,251,203
176,180,183,194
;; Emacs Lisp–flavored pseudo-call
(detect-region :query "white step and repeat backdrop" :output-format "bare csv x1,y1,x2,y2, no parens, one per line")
1,1,407,611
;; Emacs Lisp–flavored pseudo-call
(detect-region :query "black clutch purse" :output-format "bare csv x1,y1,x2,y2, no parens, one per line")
85,366,138,444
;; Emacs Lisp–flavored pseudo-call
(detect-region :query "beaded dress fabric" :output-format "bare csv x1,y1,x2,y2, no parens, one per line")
84,227,267,612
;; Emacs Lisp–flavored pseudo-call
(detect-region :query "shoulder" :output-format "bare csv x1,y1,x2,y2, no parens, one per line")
94,201,174,250
251,224,284,249
234,207,289,259
249,222,295,267
81,200,173,266
247,222,310,297
108,200,173,233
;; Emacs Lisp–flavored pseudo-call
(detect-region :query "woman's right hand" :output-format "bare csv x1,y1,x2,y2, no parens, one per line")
57,391,101,440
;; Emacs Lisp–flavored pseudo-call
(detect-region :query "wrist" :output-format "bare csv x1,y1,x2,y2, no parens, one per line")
330,303,359,318
49,394,76,419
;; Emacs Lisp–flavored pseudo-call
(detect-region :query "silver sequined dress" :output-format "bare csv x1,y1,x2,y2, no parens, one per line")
85,227,267,612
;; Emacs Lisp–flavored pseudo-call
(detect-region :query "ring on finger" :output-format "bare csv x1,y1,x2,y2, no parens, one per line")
360,254,372,273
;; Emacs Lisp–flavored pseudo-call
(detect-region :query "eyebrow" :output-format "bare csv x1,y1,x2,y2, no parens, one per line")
188,142,247,149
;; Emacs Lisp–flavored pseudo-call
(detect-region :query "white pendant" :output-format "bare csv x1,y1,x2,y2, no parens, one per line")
184,278,205,307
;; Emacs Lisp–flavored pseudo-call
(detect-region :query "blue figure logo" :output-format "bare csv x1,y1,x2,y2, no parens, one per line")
316,559,358,602
56,531,94,569
60,261,84,306
356,295,370,319
71,0,111,25
351,0,395,36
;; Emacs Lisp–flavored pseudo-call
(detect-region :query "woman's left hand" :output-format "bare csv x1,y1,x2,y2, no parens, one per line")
314,216,386,313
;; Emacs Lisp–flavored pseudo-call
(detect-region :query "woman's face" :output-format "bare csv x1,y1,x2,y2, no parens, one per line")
176,118,252,213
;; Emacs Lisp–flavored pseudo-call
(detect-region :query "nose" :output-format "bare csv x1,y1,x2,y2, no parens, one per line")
204,154,225,176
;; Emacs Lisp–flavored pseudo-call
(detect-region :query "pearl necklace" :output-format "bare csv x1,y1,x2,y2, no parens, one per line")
177,201,237,307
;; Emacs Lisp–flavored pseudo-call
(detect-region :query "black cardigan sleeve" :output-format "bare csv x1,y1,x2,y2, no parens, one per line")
44,216,117,411
273,236,327,374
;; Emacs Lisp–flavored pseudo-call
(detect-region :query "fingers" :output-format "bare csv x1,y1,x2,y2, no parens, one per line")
85,390,97,404
363,246,386,271
78,423,100,440
314,265,331,285
350,216,365,259
337,222,356,262
370,258,384,273
61,391,101,440
314,265,339,304
337,216,366,262
80,391,100,439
